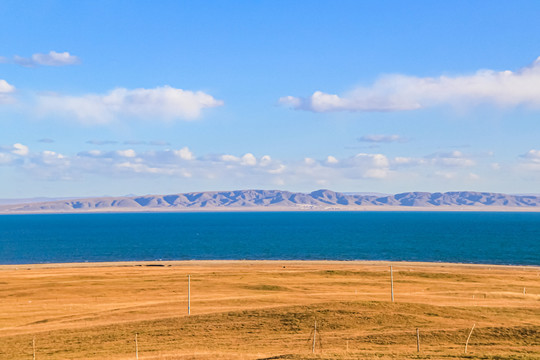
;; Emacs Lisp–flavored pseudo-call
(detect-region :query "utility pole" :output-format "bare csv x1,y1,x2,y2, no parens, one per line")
135,333,139,360
390,266,395,302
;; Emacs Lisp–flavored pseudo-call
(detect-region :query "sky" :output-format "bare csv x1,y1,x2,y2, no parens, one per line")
1,0,540,198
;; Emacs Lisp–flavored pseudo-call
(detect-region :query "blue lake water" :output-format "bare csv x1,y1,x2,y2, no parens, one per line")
0,212,539,265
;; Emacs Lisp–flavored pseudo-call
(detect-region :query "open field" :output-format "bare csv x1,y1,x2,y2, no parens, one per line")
0,261,539,359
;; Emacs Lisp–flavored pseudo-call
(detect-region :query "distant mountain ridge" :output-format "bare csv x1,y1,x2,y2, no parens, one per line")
1,190,540,213
0,197,85,205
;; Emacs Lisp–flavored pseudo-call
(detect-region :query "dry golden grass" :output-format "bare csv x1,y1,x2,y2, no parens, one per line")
0,261,539,359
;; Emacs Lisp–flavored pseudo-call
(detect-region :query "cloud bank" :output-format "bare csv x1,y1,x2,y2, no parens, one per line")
280,57,540,112
0,141,489,190
37,86,224,123
14,51,80,67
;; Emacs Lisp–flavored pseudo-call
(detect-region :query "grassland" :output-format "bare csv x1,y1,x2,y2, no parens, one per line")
0,261,538,359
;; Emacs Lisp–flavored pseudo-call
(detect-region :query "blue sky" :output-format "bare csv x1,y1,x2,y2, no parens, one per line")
1,0,540,198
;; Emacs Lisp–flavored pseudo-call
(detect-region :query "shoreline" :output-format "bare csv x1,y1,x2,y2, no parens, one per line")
3,205,540,215
2,259,539,271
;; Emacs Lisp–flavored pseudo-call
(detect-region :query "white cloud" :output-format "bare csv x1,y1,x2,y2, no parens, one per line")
387,151,474,169
116,162,178,175
14,51,80,67
268,164,286,174
435,171,456,179
359,134,406,143
523,149,540,163
37,86,224,124
280,57,540,112
0,79,15,103
117,149,136,158
260,155,272,166
12,143,29,156
393,156,421,165
517,149,540,172
428,151,475,167
40,150,68,165
298,153,392,180
350,153,390,178
353,153,389,168
0,80,15,93
438,158,475,167
364,168,388,179
18,150,72,181
173,147,194,160
221,154,240,162
278,96,302,108
218,153,258,166
293,153,392,181
241,153,257,166
87,150,102,157
326,155,339,164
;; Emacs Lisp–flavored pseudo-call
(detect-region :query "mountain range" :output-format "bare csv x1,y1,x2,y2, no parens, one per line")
1,190,540,213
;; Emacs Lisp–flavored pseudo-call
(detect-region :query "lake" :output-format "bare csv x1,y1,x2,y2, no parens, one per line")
1,212,539,265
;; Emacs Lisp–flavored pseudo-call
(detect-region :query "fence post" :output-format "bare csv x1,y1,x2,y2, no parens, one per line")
312,320,317,354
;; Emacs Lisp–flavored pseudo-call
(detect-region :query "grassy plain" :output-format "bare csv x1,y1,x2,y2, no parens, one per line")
0,261,538,359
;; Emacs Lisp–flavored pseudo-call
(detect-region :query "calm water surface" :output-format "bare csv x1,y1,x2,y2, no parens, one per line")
0,212,539,265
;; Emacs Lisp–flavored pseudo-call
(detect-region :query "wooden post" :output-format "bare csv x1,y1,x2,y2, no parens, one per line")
312,320,317,354
135,333,139,360
390,266,395,302
32,336,36,360
416,328,420,352
464,323,475,354
188,274,191,315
